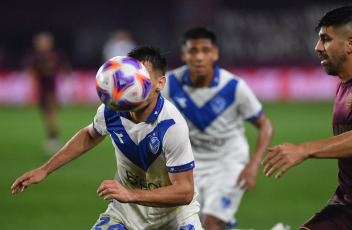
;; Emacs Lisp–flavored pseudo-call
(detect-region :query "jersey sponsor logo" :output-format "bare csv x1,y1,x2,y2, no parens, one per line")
148,134,160,154
210,95,226,114
345,93,352,111
126,169,161,190
190,136,225,149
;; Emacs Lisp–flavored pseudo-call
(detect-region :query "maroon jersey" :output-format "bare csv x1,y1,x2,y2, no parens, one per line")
25,49,67,78
332,80,352,204
24,49,70,106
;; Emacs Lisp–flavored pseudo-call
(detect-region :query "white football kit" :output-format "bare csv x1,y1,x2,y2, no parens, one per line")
162,65,263,224
91,95,203,230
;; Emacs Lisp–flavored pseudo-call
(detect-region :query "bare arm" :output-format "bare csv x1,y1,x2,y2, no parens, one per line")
237,113,274,190
262,130,352,179
97,169,195,207
11,124,105,194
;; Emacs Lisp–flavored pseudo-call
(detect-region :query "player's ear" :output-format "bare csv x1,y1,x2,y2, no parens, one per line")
181,50,186,62
156,76,166,92
212,46,219,62
347,35,352,54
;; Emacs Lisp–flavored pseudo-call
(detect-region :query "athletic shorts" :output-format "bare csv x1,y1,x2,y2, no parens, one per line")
194,162,245,224
38,76,57,108
91,202,204,230
299,200,352,230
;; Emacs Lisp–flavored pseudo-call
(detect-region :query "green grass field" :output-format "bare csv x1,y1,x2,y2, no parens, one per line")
0,103,338,230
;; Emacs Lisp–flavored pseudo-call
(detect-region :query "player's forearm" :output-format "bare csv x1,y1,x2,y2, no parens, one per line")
41,126,103,175
251,117,274,165
128,183,194,207
303,130,352,159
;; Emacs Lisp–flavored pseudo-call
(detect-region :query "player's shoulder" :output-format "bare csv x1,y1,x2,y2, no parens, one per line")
95,104,106,119
95,103,122,124
219,67,244,82
160,98,189,129
161,98,185,121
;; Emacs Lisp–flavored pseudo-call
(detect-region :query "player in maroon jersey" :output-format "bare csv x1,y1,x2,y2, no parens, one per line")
262,6,352,230
23,32,70,154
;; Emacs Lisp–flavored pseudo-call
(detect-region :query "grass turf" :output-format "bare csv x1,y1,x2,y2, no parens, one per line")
0,103,338,229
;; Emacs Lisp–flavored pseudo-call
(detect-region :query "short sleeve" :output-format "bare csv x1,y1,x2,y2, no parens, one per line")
163,120,195,173
236,79,263,122
93,104,109,136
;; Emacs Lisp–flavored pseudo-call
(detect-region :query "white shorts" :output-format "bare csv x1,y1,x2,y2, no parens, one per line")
194,162,245,224
91,201,204,230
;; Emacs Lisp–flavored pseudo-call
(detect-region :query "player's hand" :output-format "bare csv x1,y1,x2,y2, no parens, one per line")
262,142,308,179
11,168,48,194
237,162,258,191
97,180,131,203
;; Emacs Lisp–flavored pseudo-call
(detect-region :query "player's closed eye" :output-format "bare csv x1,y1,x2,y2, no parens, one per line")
320,35,331,43
189,49,198,55
202,48,210,54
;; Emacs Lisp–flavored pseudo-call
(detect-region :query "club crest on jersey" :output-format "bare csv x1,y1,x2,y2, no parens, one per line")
210,96,226,114
221,196,231,209
148,134,160,154
345,93,352,111
179,224,195,230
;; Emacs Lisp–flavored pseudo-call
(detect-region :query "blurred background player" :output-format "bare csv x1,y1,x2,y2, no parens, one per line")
262,5,352,230
23,32,71,154
162,27,274,230
102,29,137,61
12,46,203,230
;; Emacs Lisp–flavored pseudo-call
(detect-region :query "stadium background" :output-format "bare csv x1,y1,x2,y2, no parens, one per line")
0,0,350,229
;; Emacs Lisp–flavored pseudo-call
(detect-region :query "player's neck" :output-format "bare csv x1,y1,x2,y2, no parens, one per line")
189,72,214,88
339,61,352,83
128,94,158,124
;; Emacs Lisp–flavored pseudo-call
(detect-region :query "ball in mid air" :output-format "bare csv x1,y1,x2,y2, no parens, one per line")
95,56,151,111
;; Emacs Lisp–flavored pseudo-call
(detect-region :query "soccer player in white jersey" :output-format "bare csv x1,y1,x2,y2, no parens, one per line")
11,46,203,230
162,27,274,230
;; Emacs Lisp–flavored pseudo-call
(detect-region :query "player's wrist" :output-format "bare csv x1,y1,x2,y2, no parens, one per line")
248,157,262,167
299,142,314,159
39,165,51,176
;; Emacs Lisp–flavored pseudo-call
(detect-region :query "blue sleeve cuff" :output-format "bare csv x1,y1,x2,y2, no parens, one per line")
167,161,195,173
246,108,264,122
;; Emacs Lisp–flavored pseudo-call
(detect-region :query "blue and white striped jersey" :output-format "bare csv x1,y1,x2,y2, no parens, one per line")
163,65,263,173
93,95,198,223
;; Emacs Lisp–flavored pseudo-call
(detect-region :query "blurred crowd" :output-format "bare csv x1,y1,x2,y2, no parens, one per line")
0,0,350,71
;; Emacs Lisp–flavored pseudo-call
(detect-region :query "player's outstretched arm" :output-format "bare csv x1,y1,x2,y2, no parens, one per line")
237,113,273,190
11,124,105,194
97,170,195,207
262,130,352,179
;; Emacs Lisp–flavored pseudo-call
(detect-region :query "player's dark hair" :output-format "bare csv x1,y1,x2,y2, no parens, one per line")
316,5,352,33
128,45,167,75
182,27,216,46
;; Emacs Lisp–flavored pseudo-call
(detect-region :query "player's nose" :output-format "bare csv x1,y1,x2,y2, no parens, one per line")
315,39,324,53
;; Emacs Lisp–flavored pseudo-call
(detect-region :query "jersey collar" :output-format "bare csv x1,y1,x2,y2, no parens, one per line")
118,94,164,122
145,94,164,122
183,64,220,87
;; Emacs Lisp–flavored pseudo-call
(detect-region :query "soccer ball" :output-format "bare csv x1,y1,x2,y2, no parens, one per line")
95,56,151,111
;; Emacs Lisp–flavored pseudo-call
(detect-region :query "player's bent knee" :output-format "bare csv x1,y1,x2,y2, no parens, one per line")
203,215,227,229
